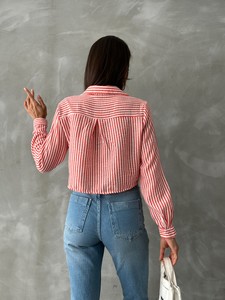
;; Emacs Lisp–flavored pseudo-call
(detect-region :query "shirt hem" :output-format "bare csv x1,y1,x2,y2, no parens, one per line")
67,182,139,194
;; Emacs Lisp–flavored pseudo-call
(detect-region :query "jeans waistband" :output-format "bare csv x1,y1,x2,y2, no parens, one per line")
71,184,140,200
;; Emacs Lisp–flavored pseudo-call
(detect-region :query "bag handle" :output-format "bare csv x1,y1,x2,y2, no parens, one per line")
162,257,178,286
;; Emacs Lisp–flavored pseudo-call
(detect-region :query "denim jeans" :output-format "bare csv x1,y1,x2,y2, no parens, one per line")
63,184,149,300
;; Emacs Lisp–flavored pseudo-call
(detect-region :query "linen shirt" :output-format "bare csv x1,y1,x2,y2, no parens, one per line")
31,85,176,238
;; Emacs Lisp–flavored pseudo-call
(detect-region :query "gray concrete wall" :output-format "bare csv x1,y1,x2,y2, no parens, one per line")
1,0,225,299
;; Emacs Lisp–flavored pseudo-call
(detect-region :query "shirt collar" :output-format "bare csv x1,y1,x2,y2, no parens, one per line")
82,85,128,96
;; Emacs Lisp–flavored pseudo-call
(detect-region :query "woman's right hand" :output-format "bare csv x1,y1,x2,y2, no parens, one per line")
159,237,179,265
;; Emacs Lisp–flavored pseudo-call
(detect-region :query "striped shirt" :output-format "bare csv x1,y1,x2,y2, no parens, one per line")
31,85,176,238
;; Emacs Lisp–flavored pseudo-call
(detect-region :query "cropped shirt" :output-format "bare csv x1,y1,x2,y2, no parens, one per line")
31,85,176,238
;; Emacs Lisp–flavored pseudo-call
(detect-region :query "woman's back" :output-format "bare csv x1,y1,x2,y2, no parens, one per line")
32,85,146,193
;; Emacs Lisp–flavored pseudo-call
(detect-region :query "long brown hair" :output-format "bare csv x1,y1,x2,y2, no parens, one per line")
84,35,131,91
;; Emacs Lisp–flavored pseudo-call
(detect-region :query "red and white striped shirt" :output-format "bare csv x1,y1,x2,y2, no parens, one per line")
31,85,176,238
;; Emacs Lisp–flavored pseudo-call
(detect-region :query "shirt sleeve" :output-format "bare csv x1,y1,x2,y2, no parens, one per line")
139,102,176,238
31,103,69,173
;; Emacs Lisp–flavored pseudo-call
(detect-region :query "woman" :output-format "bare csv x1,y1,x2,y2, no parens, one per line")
24,35,179,300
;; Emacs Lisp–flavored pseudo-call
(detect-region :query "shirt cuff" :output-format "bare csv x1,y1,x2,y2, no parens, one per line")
158,225,177,239
33,118,47,125
33,118,48,130
33,118,48,133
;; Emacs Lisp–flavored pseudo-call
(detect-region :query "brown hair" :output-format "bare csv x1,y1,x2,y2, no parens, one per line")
84,35,131,91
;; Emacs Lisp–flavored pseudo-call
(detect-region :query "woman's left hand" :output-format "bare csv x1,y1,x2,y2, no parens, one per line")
23,87,47,120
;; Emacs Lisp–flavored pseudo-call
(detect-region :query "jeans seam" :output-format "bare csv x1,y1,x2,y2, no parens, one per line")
97,197,102,240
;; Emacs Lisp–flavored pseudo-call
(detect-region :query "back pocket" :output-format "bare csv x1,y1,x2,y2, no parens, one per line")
65,193,91,233
107,198,145,241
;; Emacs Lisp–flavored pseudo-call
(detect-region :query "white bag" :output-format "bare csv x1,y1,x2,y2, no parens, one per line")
158,257,182,300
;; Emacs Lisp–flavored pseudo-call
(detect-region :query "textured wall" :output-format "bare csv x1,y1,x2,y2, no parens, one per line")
1,0,225,299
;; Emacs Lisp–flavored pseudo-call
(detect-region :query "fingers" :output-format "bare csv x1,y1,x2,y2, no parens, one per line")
24,94,29,106
31,88,35,100
159,248,164,261
170,252,178,265
37,95,46,108
159,237,179,265
24,87,46,105
169,243,179,265
24,88,36,109
161,250,178,265
24,87,35,102
24,87,44,107
24,100,28,110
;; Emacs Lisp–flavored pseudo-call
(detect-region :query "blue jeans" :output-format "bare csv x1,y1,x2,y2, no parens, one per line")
63,184,149,300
